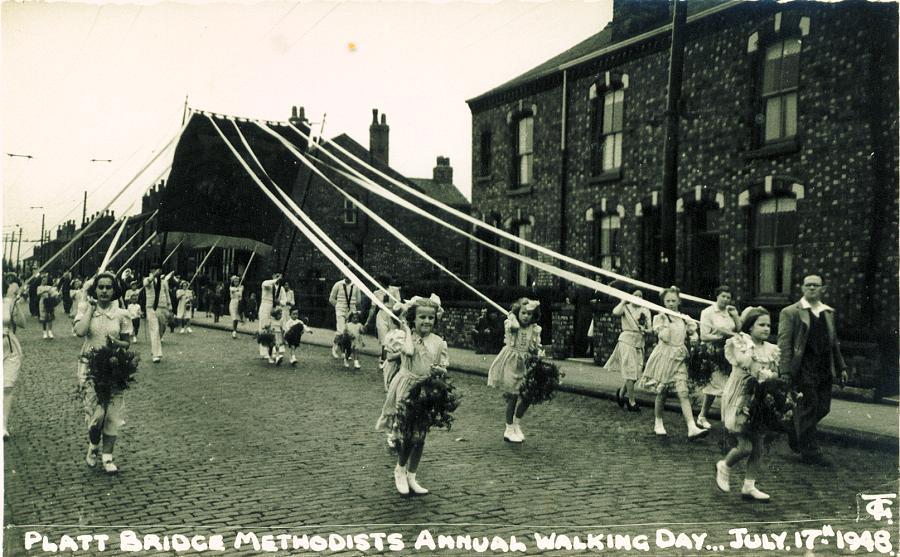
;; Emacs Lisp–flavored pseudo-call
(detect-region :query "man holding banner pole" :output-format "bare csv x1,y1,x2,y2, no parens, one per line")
329,276,361,359
143,263,175,364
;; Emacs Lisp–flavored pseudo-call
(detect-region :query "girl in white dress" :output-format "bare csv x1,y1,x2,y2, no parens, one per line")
715,307,780,501
376,296,449,496
176,280,194,333
228,276,243,339
606,288,652,411
638,287,708,439
486,298,542,443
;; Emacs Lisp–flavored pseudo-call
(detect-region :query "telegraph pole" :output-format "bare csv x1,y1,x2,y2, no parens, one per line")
659,0,687,285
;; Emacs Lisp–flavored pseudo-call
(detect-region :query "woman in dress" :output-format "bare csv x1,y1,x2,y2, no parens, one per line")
73,272,133,473
228,275,243,339
696,286,741,429
3,273,26,439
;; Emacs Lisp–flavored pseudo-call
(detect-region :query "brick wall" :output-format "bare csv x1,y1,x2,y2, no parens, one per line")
469,2,899,392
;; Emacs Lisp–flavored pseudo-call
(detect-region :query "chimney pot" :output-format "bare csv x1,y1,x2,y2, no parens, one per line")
372,108,379,124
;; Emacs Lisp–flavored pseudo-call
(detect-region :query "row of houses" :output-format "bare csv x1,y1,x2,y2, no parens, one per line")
22,0,898,394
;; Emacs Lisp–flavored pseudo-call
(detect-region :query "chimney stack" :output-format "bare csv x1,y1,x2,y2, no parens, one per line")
611,0,670,42
289,105,311,152
370,109,389,165
432,156,453,185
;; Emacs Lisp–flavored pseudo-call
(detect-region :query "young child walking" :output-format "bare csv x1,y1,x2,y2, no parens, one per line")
638,286,709,440
126,288,142,344
344,311,365,369
268,307,285,366
37,275,59,339
487,298,542,443
176,280,194,334
715,307,780,501
228,276,243,339
606,288,652,412
282,307,309,367
376,296,449,495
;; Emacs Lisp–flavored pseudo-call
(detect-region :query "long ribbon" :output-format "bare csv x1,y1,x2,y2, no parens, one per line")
267,128,694,324
207,115,399,324
66,214,126,273
25,124,183,283
257,122,506,315
105,210,159,267
188,239,221,288
116,232,157,274
289,121,713,307
161,239,183,267
239,243,258,285
233,121,400,306
98,214,131,274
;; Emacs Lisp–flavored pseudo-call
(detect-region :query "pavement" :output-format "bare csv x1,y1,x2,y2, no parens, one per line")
193,314,899,452
3,315,897,557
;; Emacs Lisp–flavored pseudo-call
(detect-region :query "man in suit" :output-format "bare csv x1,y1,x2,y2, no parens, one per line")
778,275,847,466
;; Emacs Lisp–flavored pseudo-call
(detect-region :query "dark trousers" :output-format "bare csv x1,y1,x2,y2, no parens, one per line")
793,359,833,456
132,318,141,337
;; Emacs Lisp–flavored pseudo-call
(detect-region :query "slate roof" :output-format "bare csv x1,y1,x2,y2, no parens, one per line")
409,178,470,209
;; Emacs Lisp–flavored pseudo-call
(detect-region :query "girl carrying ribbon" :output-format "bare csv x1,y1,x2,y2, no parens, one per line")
376,295,450,495
487,298,543,443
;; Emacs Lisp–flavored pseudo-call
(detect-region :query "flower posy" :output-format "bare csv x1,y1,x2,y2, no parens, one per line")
519,353,563,405
397,369,461,441
82,344,140,406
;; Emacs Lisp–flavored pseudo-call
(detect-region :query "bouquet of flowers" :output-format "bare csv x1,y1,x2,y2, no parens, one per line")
746,376,800,437
519,351,564,405
43,294,59,313
257,329,275,348
396,369,461,442
284,322,306,349
336,330,354,359
79,343,140,407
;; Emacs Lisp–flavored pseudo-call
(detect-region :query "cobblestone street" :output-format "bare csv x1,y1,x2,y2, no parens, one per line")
4,322,896,556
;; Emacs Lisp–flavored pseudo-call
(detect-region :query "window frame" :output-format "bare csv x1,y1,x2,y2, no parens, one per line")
478,130,493,178
590,73,627,180
594,213,622,271
751,195,797,299
515,115,534,188
759,37,801,145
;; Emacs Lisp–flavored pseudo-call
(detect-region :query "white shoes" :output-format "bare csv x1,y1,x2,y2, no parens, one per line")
503,424,523,443
232,330,237,339
715,460,730,492
179,328,185,334
290,355,298,366
343,359,350,368
697,416,713,429
85,444,99,468
353,360,361,369
654,420,668,436
186,327,193,333
331,345,340,359
741,481,770,501
47,330,54,339
267,356,275,364
394,464,409,495
513,420,525,441
687,424,710,440
101,455,119,474
407,472,429,495
42,331,48,339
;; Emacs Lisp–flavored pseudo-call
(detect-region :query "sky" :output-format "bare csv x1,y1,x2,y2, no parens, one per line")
1,0,612,260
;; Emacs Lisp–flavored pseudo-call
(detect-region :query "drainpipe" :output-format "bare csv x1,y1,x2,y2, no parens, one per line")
559,70,569,262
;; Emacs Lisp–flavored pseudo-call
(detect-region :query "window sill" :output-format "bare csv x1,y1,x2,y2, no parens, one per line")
588,168,623,185
507,186,534,197
475,175,492,184
743,137,800,160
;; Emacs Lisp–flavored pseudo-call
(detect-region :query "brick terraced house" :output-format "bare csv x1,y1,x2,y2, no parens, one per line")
466,0,898,394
